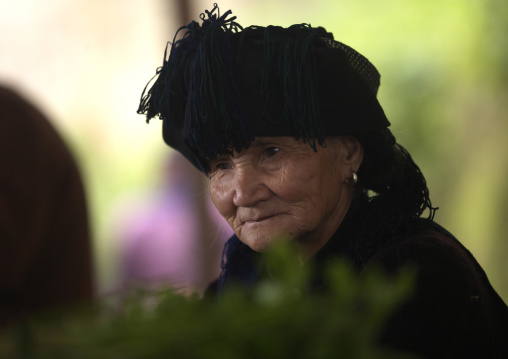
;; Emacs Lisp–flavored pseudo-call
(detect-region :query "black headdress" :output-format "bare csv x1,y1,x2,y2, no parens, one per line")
137,4,390,174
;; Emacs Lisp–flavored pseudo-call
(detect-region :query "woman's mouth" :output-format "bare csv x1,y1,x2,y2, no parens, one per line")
244,214,277,224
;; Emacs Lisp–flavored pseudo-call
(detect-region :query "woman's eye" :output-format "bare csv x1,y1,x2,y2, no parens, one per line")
209,156,232,173
214,162,231,171
264,146,280,157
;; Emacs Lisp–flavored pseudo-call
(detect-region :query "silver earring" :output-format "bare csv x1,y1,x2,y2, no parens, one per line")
351,171,358,186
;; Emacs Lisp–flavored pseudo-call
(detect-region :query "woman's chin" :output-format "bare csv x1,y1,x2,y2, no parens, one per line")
238,228,294,253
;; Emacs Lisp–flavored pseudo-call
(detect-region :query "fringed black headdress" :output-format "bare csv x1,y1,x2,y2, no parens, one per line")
138,4,390,174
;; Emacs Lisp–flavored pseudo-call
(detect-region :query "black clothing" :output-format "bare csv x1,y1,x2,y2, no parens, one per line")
211,196,508,358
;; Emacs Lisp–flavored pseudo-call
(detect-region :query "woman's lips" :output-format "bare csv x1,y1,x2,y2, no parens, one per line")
244,214,277,224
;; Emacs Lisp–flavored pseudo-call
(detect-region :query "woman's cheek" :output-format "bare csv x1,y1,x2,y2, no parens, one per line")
210,178,232,213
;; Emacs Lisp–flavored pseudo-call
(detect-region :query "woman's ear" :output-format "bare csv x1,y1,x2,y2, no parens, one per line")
338,135,364,172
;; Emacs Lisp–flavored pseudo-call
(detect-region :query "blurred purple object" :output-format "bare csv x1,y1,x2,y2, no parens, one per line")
114,153,232,295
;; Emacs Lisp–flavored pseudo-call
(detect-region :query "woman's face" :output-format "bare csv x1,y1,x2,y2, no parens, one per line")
209,136,362,259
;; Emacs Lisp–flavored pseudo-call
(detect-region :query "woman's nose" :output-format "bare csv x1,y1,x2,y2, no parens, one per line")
232,168,270,207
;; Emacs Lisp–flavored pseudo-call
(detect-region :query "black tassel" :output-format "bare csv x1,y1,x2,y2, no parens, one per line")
258,24,325,151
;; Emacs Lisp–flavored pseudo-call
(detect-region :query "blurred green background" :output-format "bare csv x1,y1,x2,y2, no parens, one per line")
1,0,507,301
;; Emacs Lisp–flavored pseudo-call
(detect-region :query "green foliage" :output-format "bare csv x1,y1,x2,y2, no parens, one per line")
1,243,415,359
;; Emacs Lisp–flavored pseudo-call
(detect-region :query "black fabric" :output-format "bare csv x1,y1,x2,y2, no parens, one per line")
139,5,390,175
230,28,389,137
215,232,263,297
211,196,508,358
366,227,508,358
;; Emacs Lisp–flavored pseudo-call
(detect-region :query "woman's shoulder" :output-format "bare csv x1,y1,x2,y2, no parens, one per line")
365,222,478,277
362,220,507,325
364,222,508,358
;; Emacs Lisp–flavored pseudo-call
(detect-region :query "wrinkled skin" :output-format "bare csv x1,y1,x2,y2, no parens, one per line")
209,136,363,260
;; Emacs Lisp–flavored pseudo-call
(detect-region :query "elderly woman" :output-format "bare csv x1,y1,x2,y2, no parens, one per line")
138,5,508,358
